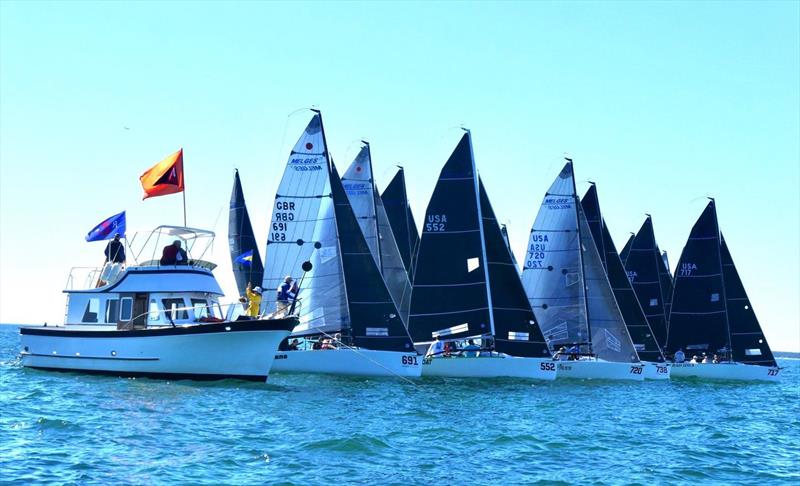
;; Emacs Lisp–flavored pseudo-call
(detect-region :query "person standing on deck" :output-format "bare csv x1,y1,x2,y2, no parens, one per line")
104,234,125,263
245,283,262,318
276,276,298,315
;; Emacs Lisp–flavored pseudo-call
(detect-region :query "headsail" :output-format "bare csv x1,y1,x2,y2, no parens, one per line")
342,144,413,324
330,162,415,352
480,179,550,358
619,233,634,264
381,168,420,281
623,216,670,351
657,248,674,321
262,113,348,336
721,235,777,367
409,133,492,343
581,186,664,362
228,169,264,297
500,224,520,271
665,200,731,358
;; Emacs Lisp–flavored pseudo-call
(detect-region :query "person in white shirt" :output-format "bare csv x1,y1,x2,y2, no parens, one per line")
427,336,445,358
674,348,686,363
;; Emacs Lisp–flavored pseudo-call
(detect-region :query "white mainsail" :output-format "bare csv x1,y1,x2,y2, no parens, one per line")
262,114,348,336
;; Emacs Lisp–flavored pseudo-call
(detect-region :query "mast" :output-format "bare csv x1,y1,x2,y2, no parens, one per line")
398,166,413,278
364,141,384,274
467,129,496,338
710,198,734,360
569,159,592,355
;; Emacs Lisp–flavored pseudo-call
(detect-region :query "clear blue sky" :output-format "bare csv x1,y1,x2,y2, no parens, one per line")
1,1,798,351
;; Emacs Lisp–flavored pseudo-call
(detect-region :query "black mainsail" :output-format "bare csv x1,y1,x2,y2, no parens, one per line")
619,233,634,264
621,216,670,353
381,167,420,281
408,132,549,357
228,169,264,297
500,223,520,270
581,185,665,362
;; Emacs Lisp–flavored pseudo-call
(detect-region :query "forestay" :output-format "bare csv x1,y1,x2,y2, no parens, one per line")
341,144,412,325
262,113,348,336
228,169,264,297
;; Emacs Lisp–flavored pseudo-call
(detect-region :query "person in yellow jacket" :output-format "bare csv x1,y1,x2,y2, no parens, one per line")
245,283,263,318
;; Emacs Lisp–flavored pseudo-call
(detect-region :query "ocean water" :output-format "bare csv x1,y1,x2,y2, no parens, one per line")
1,325,798,485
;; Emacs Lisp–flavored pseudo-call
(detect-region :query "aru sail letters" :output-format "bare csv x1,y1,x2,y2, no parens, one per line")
140,149,185,199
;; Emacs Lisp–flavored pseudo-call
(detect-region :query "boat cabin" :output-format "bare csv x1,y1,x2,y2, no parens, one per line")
63,226,227,329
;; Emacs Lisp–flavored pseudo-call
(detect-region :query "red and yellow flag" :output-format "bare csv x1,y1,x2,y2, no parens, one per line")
140,149,184,200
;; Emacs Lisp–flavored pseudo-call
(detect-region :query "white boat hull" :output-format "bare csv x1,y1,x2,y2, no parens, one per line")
421,355,557,380
19,319,294,381
643,361,671,380
271,348,422,378
556,359,645,381
670,362,781,382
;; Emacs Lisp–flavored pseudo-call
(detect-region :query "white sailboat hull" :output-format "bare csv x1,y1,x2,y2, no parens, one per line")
19,320,294,381
270,348,422,378
421,355,557,380
643,361,671,380
670,362,781,382
556,359,645,381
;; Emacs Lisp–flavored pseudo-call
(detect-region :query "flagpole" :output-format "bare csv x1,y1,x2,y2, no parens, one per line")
182,191,187,227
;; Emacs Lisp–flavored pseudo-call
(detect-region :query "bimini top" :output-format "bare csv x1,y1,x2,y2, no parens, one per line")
128,225,216,266
66,265,224,295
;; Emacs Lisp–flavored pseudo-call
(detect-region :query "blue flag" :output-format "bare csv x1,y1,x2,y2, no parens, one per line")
86,211,126,242
234,249,254,266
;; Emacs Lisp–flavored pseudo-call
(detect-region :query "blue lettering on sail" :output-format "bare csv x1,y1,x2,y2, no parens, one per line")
425,214,447,232
679,263,698,276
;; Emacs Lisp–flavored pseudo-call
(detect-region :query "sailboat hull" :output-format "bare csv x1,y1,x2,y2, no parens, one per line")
421,356,557,380
670,362,781,382
271,349,422,378
643,361,671,380
19,320,295,381
556,359,645,381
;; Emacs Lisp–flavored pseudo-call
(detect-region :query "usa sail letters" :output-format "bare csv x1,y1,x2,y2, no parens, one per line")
425,214,447,232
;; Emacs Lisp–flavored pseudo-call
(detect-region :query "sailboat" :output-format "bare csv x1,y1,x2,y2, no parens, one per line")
408,131,556,380
340,143,412,325
665,199,780,381
381,167,420,281
262,111,420,377
228,169,264,297
581,185,669,379
521,161,645,381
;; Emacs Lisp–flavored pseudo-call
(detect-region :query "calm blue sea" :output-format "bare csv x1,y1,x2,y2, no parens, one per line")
1,325,798,485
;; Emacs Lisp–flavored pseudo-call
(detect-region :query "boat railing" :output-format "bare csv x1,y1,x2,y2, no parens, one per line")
122,300,298,330
65,264,125,291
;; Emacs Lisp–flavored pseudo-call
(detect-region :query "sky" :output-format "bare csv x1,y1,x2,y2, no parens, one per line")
1,1,798,351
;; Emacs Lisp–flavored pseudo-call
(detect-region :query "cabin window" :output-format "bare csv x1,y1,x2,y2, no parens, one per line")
105,300,119,323
191,299,209,319
710,293,720,302
120,298,133,321
745,348,763,356
82,298,100,323
649,298,658,307
162,298,188,320
149,300,160,321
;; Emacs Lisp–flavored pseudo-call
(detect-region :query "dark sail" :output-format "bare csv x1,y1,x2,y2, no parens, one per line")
657,246,674,322
500,224,520,269
623,216,669,351
329,163,415,353
721,235,777,367
228,169,264,297
665,201,731,358
480,179,551,358
581,186,664,362
409,133,492,343
381,168,420,281
619,233,634,264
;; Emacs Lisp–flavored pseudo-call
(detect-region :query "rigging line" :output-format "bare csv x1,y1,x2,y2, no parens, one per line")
314,328,418,386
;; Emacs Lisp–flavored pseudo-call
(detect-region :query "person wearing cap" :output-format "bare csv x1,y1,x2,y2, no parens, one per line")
104,233,125,263
245,282,263,318
276,275,298,315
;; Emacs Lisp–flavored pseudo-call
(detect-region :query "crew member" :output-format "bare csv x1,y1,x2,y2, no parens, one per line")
276,275,298,315
104,234,125,263
245,282,263,318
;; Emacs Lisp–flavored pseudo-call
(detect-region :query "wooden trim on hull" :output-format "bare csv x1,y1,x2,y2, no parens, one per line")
25,366,268,382
20,318,297,338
